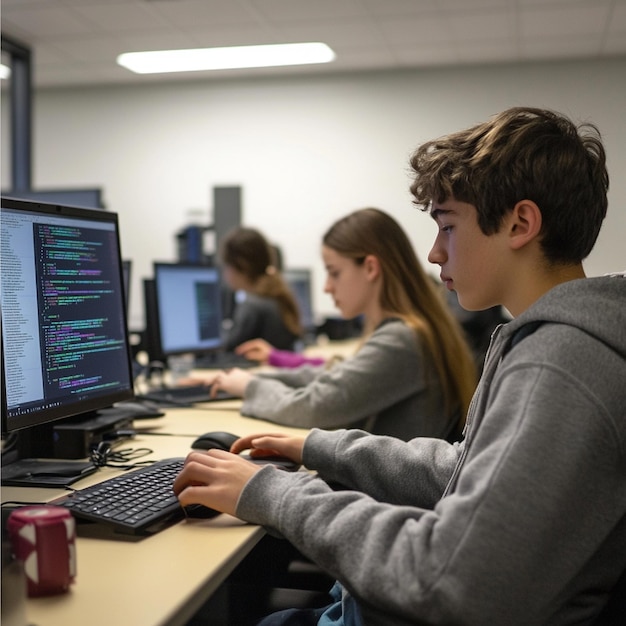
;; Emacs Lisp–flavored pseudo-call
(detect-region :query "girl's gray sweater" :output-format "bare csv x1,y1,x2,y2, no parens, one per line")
241,319,460,441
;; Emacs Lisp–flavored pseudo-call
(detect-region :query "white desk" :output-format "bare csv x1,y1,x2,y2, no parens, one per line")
2,406,308,626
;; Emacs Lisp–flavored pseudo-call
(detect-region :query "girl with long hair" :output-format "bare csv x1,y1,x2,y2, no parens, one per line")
206,208,476,441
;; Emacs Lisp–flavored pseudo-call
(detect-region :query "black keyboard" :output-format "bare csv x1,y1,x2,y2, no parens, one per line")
136,385,237,406
55,458,214,535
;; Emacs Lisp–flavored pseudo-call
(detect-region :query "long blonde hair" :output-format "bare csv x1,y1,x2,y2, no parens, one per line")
323,208,476,424
220,227,303,337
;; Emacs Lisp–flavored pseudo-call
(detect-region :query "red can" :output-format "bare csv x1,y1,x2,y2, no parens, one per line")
7,505,76,597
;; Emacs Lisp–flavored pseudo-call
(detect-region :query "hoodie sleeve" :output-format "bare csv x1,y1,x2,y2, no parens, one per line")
303,428,458,505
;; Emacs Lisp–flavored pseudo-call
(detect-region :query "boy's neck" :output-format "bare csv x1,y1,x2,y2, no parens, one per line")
508,263,586,317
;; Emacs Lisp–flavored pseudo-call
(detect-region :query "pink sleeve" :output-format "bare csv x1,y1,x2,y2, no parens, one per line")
268,349,326,369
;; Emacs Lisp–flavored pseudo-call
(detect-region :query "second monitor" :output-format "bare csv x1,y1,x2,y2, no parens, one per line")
152,262,254,369
153,263,223,356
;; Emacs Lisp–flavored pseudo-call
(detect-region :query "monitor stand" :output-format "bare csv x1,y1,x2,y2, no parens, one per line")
0,409,136,488
0,458,97,488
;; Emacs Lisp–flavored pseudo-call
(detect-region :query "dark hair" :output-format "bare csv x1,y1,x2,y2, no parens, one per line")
323,208,476,422
409,107,609,264
220,227,302,336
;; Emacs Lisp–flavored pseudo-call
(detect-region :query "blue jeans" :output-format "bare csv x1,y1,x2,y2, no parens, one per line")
256,582,363,626
255,606,330,626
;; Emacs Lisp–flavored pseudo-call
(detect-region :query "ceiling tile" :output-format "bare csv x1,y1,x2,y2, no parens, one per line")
149,0,258,27
249,0,365,21
273,19,385,47
520,5,611,38
71,3,169,32
445,10,515,41
378,15,449,44
3,6,93,38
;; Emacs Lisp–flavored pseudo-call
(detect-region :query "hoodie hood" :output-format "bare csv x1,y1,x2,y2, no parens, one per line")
500,272,626,360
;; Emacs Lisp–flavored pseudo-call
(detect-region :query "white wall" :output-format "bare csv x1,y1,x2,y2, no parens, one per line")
2,57,625,329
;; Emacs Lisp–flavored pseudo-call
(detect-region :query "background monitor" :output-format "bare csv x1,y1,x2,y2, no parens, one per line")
153,263,224,356
1,188,104,209
0,197,134,452
283,268,315,332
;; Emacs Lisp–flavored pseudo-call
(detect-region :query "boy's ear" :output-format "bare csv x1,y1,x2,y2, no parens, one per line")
508,200,542,250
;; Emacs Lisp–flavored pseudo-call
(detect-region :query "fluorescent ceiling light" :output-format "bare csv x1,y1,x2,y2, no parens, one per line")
117,42,335,75
0,64,11,80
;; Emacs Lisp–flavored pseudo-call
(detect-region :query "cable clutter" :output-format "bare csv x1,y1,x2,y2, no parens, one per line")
89,441,154,470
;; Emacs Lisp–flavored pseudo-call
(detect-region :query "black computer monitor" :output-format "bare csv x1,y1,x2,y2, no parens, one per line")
283,268,315,332
153,263,224,357
1,196,135,459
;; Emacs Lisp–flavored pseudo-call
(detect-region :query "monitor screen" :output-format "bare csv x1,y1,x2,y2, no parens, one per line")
153,263,224,356
283,268,315,331
0,196,134,436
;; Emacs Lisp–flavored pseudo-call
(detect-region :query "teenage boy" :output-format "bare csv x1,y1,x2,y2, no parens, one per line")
174,107,626,625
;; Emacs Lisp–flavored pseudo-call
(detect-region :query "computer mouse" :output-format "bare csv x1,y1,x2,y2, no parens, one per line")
191,431,240,451
190,432,301,471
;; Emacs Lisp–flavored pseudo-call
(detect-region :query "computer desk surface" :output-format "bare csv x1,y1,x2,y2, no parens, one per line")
4,403,308,626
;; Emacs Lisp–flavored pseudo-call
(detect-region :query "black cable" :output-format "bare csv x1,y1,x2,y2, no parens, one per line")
89,442,154,470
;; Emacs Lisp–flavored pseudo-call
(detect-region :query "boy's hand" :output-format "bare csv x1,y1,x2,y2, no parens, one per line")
230,433,306,465
173,450,261,517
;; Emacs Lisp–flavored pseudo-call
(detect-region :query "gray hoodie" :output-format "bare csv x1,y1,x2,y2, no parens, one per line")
237,274,626,625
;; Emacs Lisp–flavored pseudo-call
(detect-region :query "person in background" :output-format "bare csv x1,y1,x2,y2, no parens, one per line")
220,227,302,352
203,207,477,442
174,107,625,625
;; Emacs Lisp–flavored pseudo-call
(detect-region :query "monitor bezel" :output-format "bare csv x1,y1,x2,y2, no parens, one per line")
0,196,135,436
